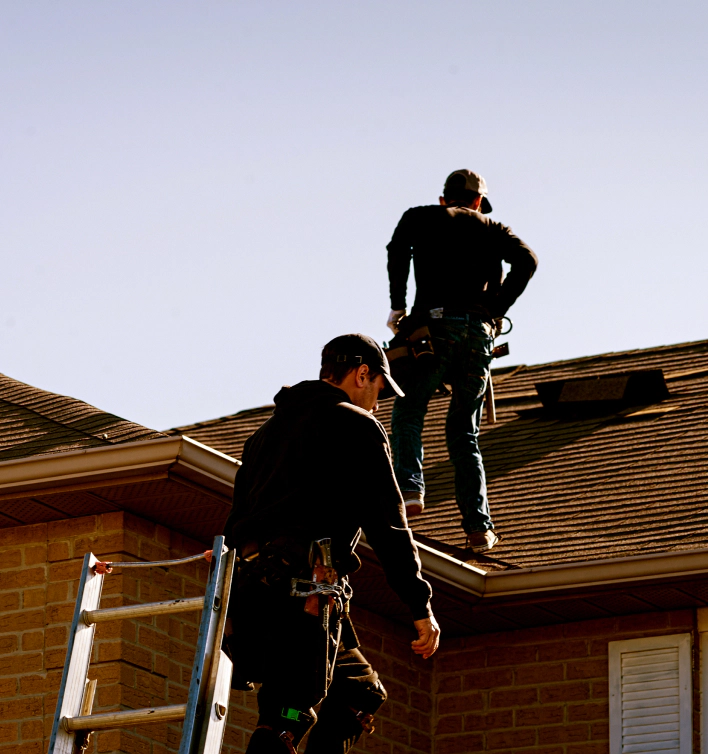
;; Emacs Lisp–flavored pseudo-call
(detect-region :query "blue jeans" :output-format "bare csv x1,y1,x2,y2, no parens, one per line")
391,316,494,534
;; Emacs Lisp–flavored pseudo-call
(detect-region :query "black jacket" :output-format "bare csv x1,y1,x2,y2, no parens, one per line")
224,380,433,620
387,204,538,319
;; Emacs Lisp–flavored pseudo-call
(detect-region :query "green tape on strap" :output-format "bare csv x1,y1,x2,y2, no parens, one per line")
281,708,301,722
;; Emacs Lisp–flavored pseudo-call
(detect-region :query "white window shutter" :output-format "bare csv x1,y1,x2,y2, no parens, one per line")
609,633,692,754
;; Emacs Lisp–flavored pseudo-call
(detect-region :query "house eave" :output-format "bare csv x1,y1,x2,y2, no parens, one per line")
0,435,240,500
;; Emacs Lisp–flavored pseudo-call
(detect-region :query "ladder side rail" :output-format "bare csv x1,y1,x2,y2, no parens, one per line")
48,553,104,754
195,550,237,754
179,535,228,754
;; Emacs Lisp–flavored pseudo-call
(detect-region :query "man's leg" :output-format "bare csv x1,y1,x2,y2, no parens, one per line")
446,320,495,540
304,647,387,754
391,354,447,514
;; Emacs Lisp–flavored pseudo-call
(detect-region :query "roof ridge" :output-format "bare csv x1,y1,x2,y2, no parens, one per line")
168,404,275,434
522,338,708,373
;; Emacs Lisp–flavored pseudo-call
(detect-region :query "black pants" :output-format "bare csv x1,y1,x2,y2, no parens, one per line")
229,569,386,753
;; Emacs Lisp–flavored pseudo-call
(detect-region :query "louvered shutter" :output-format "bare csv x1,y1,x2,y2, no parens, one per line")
609,634,692,754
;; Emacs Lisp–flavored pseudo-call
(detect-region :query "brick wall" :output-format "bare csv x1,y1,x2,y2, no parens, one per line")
434,610,697,754
1,515,701,754
0,512,256,754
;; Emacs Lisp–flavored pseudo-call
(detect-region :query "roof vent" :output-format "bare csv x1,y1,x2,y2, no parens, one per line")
535,369,669,416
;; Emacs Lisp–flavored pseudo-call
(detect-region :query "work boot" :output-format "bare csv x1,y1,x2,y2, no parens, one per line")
403,493,424,518
465,530,499,553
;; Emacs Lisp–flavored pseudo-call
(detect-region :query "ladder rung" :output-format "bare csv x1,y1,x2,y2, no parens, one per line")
82,597,204,625
63,704,187,732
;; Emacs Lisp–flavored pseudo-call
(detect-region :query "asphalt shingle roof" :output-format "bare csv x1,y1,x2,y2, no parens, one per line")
168,339,708,570
0,372,164,462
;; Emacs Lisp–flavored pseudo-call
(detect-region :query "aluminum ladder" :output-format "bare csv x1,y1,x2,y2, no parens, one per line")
48,535,236,754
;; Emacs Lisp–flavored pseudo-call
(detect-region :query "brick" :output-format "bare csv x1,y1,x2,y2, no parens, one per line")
567,659,608,680
45,626,67,647
100,511,125,532
0,742,43,754
410,730,431,752
0,608,43,633
47,542,71,561
48,516,97,539
435,733,483,754
0,697,43,720
539,639,589,662
20,720,43,740
462,668,513,690
22,631,43,651
0,594,19,612
539,724,589,744
436,675,461,694
592,680,609,698
19,676,47,695
464,710,513,731
564,618,616,638
0,681,16,699
0,637,17,654
487,645,536,666
487,728,537,750
591,720,609,740
516,705,564,726
0,524,46,547
24,546,47,565
409,690,431,713
568,702,609,722
46,582,69,602
437,693,484,715
615,612,668,633
566,744,609,754
541,682,590,704
0,550,21,569
0,724,17,744
48,560,83,582
1,567,45,589
437,650,485,673
23,588,46,608
0,654,43,676
435,716,462,735
46,603,74,624
515,663,564,685
490,687,538,708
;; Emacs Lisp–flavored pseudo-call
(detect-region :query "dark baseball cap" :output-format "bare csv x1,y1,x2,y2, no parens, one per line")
444,169,493,214
322,333,404,400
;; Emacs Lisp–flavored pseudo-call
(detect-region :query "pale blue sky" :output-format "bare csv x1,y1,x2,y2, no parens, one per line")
2,1,706,430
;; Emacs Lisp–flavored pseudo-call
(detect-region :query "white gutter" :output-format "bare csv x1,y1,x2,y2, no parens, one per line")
362,537,708,603
0,435,239,499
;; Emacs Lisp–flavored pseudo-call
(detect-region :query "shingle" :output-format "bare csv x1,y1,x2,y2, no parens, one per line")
0,372,164,462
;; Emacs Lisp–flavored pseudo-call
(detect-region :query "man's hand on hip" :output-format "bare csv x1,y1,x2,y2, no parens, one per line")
387,309,407,334
411,615,441,659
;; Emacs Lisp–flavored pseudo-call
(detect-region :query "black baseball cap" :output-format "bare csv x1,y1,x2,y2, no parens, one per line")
322,333,405,400
444,169,493,214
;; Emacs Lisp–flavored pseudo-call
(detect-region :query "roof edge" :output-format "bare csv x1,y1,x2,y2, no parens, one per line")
0,435,239,498
413,543,708,601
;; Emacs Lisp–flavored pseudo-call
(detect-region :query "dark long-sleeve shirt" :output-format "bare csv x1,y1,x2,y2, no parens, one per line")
224,380,433,621
387,204,538,319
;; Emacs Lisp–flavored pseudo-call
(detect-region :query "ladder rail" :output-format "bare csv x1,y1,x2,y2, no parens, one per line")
48,553,104,754
179,536,229,754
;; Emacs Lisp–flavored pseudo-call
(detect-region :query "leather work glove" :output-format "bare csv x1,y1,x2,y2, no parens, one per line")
387,309,407,334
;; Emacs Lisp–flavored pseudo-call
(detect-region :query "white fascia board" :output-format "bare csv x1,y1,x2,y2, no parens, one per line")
361,534,708,602
0,435,239,497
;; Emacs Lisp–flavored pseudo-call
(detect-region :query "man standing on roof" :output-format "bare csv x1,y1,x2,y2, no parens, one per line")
223,333,440,754
386,170,538,552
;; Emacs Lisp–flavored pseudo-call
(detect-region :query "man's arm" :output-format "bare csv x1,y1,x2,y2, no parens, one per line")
352,418,433,620
386,209,415,311
489,222,538,317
